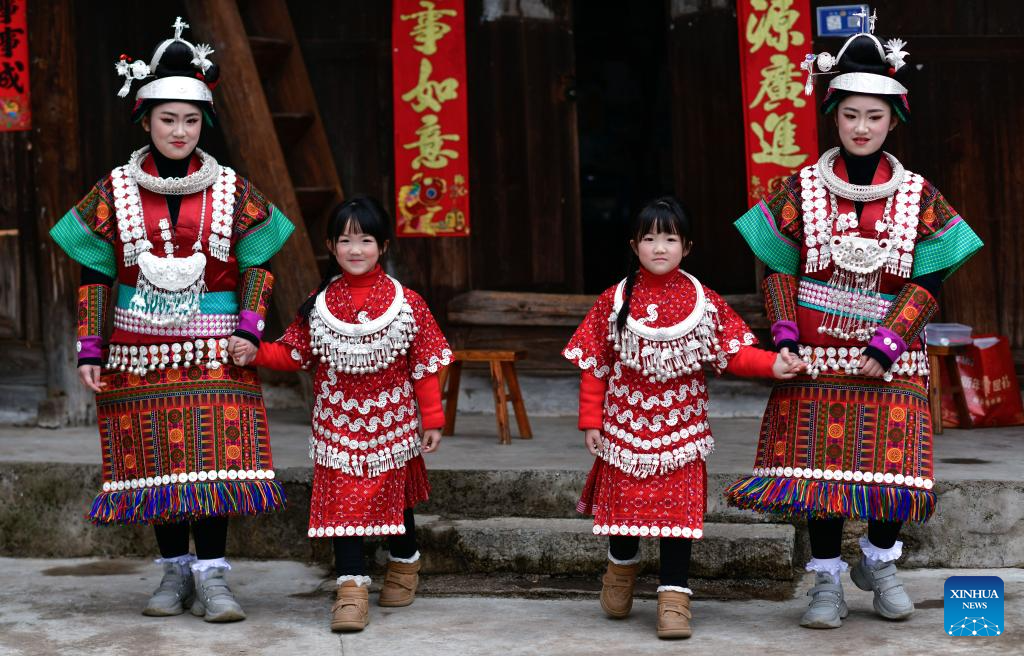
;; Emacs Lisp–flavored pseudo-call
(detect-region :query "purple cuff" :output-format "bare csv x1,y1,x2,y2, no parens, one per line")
771,320,800,347
237,310,266,340
77,336,104,360
869,326,908,361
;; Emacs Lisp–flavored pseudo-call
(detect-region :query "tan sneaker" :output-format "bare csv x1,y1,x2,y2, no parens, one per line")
378,560,421,607
656,590,692,639
599,561,640,618
331,580,369,632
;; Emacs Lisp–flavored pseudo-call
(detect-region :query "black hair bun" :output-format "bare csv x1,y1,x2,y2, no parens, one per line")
151,40,221,87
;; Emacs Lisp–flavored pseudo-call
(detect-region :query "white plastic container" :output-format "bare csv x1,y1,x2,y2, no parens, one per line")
925,323,973,346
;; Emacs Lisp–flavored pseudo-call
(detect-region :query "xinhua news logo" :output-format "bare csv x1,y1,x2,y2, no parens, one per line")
944,576,1004,637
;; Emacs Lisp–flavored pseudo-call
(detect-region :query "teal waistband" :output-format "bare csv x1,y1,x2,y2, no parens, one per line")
116,284,239,314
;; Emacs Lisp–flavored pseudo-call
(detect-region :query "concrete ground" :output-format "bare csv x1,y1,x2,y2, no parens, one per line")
2,407,1021,479
0,558,1015,655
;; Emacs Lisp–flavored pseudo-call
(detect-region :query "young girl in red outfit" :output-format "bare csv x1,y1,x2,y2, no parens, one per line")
246,196,452,632
564,196,801,639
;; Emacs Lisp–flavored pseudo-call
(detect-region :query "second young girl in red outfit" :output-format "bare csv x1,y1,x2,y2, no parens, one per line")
248,196,452,632
564,197,801,639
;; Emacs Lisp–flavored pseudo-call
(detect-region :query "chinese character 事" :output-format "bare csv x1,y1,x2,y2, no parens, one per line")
401,58,459,113
746,0,806,53
403,113,460,169
400,0,457,56
0,25,24,58
0,60,24,93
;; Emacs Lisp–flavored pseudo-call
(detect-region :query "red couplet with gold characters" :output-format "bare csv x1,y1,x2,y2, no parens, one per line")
392,0,470,238
736,0,818,206
0,0,30,131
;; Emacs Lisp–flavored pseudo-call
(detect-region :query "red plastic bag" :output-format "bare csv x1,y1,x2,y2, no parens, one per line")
939,335,1024,428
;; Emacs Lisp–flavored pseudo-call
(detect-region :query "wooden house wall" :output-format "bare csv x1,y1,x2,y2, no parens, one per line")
3,0,1022,355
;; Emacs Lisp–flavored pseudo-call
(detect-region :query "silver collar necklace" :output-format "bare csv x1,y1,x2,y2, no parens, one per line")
127,145,221,195
816,147,905,203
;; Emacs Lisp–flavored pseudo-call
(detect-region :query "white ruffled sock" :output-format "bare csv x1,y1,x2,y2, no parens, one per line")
337,575,372,587
155,553,195,576
860,536,903,567
388,550,420,564
805,556,848,583
608,548,641,566
191,557,231,581
657,585,693,595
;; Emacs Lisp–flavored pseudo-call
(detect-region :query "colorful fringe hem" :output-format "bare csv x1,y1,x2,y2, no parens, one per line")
724,476,936,523
88,480,287,525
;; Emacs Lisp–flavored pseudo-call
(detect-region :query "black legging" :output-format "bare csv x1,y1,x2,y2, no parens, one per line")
808,518,903,559
334,509,419,576
609,535,692,588
154,516,229,560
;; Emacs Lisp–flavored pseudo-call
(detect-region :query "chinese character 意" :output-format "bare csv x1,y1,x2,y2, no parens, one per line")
400,0,457,56
749,53,806,111
0,0,19,26
750,111,808,168
0,25,23,58
403,114,460,169
0,60,24,93
746,0,805,53
401,58,459,113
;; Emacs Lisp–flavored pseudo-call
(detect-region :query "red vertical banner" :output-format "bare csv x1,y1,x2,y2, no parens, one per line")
392,0,470,238
0,0,30,131
736,0,817,206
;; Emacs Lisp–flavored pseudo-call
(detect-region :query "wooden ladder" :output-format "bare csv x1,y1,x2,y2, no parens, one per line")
185,0,345,320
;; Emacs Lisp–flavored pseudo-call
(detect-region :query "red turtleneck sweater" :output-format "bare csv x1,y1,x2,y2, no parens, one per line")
577,267,777,430
254,265,445,430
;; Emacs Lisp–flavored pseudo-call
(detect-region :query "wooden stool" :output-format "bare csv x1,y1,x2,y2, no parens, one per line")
438,349,533,445
927,344,973,434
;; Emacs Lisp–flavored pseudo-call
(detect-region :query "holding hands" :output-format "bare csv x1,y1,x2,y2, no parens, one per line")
228,336,258,366
773,347,806,379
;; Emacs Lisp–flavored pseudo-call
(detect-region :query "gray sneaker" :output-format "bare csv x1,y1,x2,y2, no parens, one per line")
142,562,195,616
850,556,914,620
191,567,246,623
800,572,849,629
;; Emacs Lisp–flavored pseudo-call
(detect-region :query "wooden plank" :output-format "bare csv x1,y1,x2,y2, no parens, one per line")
447,290,768,329
249,35,292,72
185,0,323,328
28,0,94,426
453,350,526,362
272,111,314,148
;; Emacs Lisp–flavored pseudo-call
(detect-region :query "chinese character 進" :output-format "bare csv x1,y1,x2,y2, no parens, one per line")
0,60,24,93
401,58,459,113
400,0,457,56
746,0,805,53
0,0,19,26
403,113,460,169
749,53,806,110
0,25,23,58
750,111,808,167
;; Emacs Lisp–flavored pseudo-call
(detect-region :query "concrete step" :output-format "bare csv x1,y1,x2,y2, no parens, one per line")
395,517,796,581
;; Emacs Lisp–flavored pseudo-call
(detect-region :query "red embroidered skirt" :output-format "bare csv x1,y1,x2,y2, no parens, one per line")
578,457,707,539
307,455,430,538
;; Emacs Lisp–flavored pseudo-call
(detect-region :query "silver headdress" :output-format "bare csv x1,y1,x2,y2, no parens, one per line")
800,9,909,97
114,17,215,102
